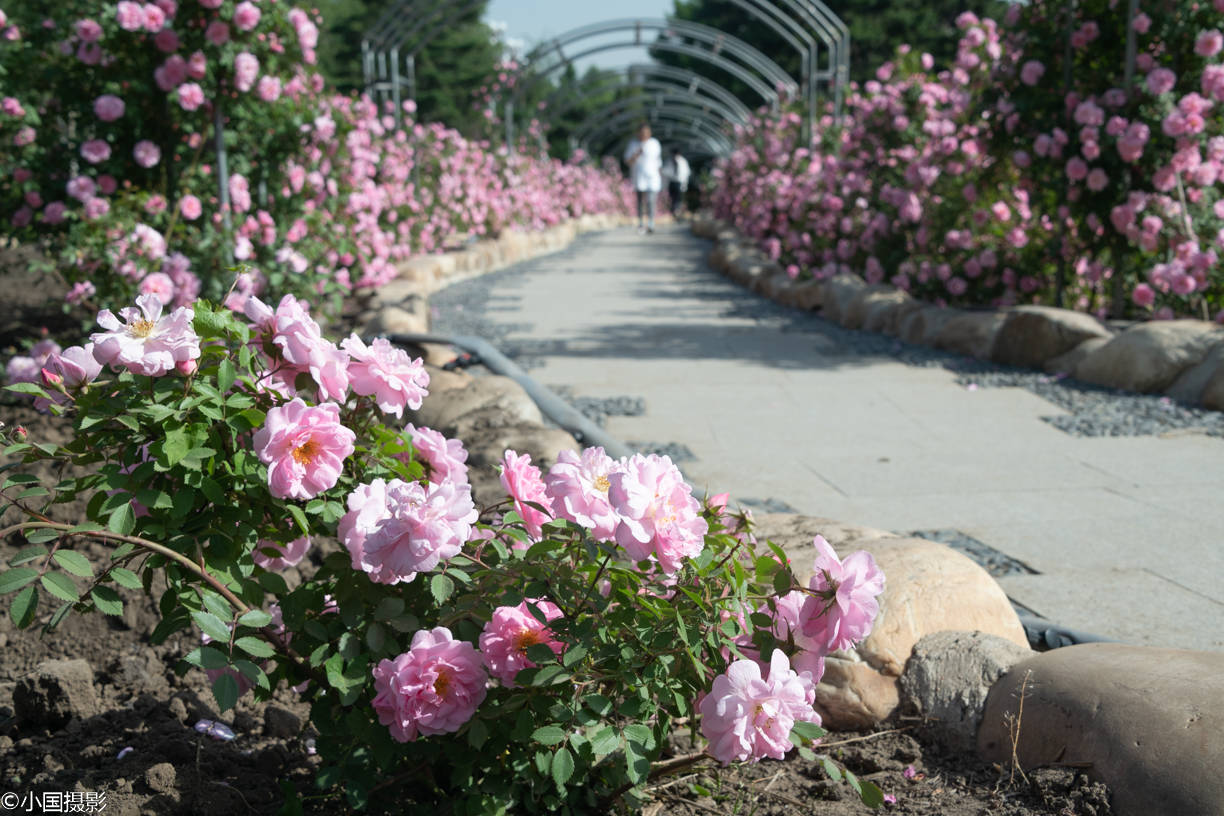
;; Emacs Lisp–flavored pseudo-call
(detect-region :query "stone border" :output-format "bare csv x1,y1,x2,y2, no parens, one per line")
692,216,1224,411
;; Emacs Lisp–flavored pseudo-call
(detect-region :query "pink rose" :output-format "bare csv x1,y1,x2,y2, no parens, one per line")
1146,68,1177,96
115,1,145,31
233,1,261,31
33,344,103,411
177,82,204,111
1133,12,1151,33
75,18,102,41
199,0,223,8
234,51,259,92
257,294,349,400
340,334,429,418
1087,168,1109,192
80,139,111,164
1197,30,1224,57
798,536,885,653
91,293,201,377
142,3,166,31
699,651,820,764
138,272,175,305
256,75,281,102
405,424,469,485
478,598,565,686
1132,283,1156,307
253,398,356,500
1020,60,1045,86
499,449,553,540
94,94,125,121
204,20,228,45
544,446,621,541
340,477,476,585
1066,157,1089,181
607,453,707,574
155,54,187,90
187,50,206,78
133,140,161,168
179,194,202,220
372,627,487,742
253,536,311,571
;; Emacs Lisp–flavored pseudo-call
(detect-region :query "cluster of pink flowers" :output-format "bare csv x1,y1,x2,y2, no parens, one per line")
478,598,565,686
253,399,355,500
91,293,200,377
700,651,821,764
372,627,488,743
711,1,1224,320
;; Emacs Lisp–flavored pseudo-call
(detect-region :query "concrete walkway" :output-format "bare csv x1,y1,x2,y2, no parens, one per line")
438,224,1224,652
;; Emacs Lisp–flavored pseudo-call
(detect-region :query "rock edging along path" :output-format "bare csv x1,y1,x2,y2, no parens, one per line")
692,216,1224,412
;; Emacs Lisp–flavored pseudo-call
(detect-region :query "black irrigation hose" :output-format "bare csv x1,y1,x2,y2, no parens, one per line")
382,332,637,462
1018,614,1115,650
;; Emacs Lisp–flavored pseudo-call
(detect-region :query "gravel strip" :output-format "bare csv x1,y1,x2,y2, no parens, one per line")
428,231,1224,439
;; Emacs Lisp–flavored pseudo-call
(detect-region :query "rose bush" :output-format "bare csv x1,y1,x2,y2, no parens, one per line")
0,2,632,320
1,294,886,812
709,1,1224,321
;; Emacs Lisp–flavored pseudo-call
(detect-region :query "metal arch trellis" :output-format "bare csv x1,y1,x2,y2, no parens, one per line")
580,115,732,159
361,0,488,127
544,77,750,140
575,106,735,158
506,18,798,149
540,63,753,128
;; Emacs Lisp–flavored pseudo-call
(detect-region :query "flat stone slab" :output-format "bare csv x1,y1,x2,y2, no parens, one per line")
978,643,1224,816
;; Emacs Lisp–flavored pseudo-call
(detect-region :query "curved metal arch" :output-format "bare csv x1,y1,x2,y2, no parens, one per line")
571,93,738,151
581,116,732,160
540,63,753,125
517,19,797,105
546,79,749,133
576,106,734,157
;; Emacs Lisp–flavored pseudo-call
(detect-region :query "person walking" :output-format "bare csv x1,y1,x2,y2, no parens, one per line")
663,149,691,218
624,123,662,234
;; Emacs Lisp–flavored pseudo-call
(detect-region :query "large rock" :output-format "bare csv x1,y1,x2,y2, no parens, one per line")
460,424,578,470
410,376,543,437
1043,336,1109,376
367,303,428,336
898,305,960,347
842,285,903,330
1165,340,1224,405
859,290,915,335
900,631,1032,753
978,644,1224,816
780,279,825,311
821,275,869,326
14,659,99,728
1075,320,1224,392
931,311,1006,359
759,269,800,301
879,300,927,338
1202,362,1224,411
990,306,1112,368
804,537,1029,729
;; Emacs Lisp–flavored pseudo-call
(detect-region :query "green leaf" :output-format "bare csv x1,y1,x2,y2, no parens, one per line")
24,528,60,545
845,769,862,797
430,573,454,605
821,756,842,782
588,727,619,756
365,622,386,652
584,694,613,716
52,550,93,578
212,672,240,712
217,359,236,392
374,597,404,621
525,643,556,665
183,646,231,669
109,567,143,590
286,504,310,537
10,545,48,566
90,586,123,616
466,717,489,749
790,720,826,742
0,567,39,595
858,779,886,807
237,609,273,628
562,644,587,668
10,585,38,628
40,572,79,603
200,591,232,622
192,610,232,644
772,566,793,595
624,724,656,751
551,747,574,789
235,636,275,658
531,726,566,746
108,502,136,536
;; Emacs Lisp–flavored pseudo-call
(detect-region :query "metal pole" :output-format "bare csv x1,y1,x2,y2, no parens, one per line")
213,102,233,265
505,98,515,153
390,45,403,128
406,54,417,117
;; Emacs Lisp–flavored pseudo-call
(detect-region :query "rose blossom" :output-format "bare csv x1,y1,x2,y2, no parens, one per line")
699,651,820,764
1020,60,1045,86
253,536,311,571
798,536,885,654
91,293,201,377
1196,30,1224,57
33,344,103,411
340,477,477,585
81,139,111,164
478,598,565,686
1146,68,1177,96
179,194,202,220
340,334,430,418
254,399,355,500
499,449,553,540
1087,168,1109,192
133,140,161,168
234,51,259,92
204,20,228,44
68,176,97,201
256,75,282,102
607,453,707,573
543,446,620,541
233,1,261,31
75,18,102,41
372,627,487,742
405,424,469,486
142,2,165,31
116,1,145,30
139,272,175,305
177,82,204,111
94,94,124,121
254,294,349,400
1132,282,1156,307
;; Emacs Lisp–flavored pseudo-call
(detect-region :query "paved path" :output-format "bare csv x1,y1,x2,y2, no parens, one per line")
434,224,1224,652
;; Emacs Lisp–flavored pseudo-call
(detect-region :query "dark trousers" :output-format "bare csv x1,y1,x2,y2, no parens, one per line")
668,182,684,216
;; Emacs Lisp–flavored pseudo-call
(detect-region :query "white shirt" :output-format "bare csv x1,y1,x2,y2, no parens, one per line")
665,155,691,190
624,137,662,192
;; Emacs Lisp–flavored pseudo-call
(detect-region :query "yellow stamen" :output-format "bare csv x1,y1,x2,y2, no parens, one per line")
292,437,319,465
434,669,451,697
512,628,546,654
128,319,156,338
593,475,611,492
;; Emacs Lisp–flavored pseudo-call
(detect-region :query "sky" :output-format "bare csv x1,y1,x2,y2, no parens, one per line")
484,0,675,69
